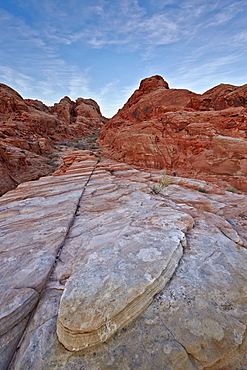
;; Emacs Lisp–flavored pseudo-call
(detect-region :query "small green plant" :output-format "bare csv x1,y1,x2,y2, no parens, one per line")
226,187,238,193
45,159,56,166
74,142,87,150
57,141,71,147
45,159,59,173
50,164,59,173
46,153,59,158
198,187,208,193
152,171,171,194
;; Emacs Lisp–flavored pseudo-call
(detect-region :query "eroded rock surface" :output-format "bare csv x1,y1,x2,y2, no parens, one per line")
99,75,247,191
56,173,193,351
0,151,246,369
0,84,106,195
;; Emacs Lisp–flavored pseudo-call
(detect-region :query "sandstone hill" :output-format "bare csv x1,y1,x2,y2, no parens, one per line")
99,75,247,192
0,84,107,195
1,150,247,369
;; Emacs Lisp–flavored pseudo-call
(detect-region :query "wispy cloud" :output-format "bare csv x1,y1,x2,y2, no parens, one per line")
79,0,245,53
0,61,91,106
2,1,243,56
232,31,247,49
169,53,245,92
99,80,120,97
0,65,34,93
0,0,247,117
207,1,244,26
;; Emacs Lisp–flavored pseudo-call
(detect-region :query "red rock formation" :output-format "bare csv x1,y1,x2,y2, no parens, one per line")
50,96,108,136
99,76,247,191
0,84,107,195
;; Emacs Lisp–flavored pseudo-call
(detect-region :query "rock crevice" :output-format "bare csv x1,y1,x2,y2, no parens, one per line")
0,152,98,369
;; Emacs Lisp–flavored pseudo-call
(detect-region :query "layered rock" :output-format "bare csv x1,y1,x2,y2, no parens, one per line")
56,175,192,351
0,84,106,195
50,96,108,136
0,151,247,369
99,76,247,191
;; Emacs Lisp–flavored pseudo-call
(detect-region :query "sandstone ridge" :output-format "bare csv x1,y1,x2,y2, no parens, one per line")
0,150,247,369
99,75,247,191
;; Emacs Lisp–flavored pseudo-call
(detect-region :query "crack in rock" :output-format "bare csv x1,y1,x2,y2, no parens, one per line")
56,169,194,351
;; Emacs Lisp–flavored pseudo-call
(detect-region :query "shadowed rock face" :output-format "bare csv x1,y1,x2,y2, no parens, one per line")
0,84,107,195
1,150,247,369
99,75,247,191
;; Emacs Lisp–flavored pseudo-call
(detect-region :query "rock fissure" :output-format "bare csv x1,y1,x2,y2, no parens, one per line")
218,227,243,246
157,318,205,369
209,327,247,370
7,160,99,369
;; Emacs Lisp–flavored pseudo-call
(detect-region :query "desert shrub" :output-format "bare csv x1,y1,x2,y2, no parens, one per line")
74,142,87,150
226,187,238,193
47,153,59,158
152,171,171,193
57,141,71,146
45,160,55,166
198,187,208,193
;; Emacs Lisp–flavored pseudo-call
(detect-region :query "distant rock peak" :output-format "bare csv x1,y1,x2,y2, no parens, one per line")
139,75,169,93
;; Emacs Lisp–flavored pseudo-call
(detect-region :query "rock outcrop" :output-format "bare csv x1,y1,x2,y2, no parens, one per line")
0,150,247,369
99,75,247,191
50,96,108,136
0,84,107,195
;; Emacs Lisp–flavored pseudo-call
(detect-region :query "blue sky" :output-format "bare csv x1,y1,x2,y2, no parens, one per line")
0,0,247,117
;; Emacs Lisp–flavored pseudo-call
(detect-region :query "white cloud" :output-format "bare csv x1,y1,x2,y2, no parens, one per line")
207,2,243,26
169,53,245,93
0,61,91,106
0,65,34,93
141,13,180,45
99,80,120,97
232,31,247,47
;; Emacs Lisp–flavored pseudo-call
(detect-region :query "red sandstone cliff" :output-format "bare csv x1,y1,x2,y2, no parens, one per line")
0,84,107,195
99,75,247,191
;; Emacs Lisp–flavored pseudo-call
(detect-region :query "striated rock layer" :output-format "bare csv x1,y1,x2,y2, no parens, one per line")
0,150,246,369
56,173,192,351
99,75,247,191
0,84,107,195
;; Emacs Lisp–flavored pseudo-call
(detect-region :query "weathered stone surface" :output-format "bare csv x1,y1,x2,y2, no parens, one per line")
0,315,30,370
99,76,247,191
0,151,246,369
56,178,193,351
0,154,98,368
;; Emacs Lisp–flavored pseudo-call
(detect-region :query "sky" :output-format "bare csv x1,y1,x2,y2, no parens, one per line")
0,0,247,118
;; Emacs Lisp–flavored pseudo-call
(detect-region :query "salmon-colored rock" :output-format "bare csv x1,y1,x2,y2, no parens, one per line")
50,96,108,136
0,84,107,195
99,76,247,191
